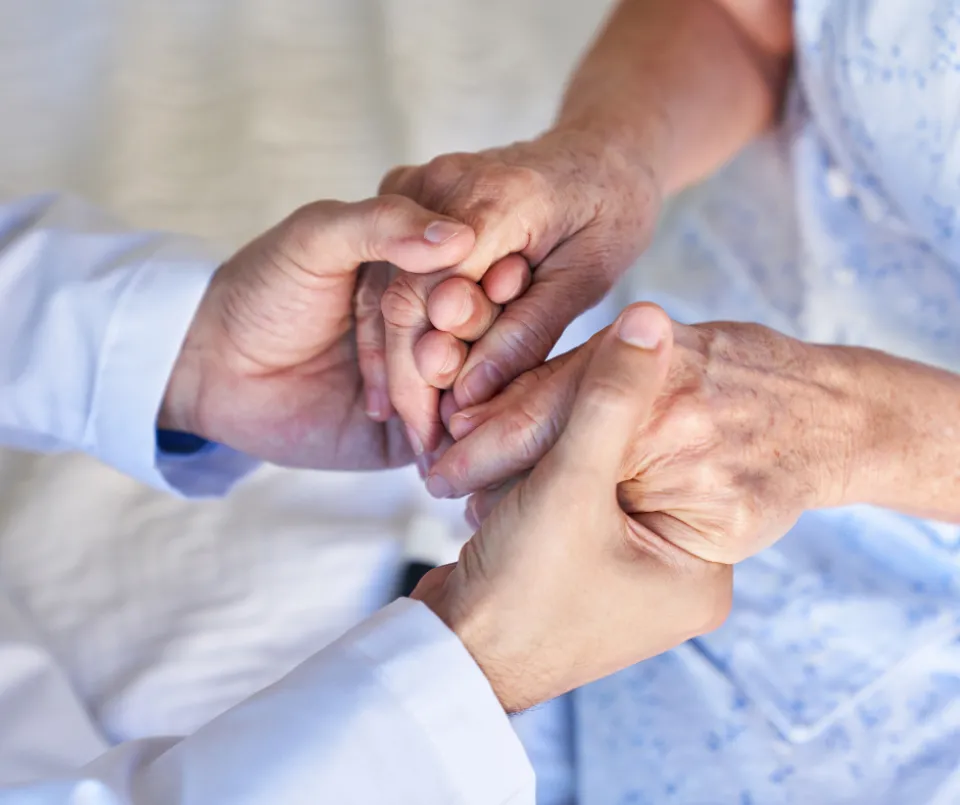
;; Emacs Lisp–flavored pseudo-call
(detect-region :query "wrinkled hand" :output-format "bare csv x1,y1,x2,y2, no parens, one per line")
413,305,731,712
159,197,474,471
359,129,663,455
429,308,860,564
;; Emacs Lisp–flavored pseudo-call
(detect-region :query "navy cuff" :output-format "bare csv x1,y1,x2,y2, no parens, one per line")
156,429,210,455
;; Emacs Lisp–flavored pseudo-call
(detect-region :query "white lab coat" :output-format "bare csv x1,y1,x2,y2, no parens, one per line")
0,193,534,805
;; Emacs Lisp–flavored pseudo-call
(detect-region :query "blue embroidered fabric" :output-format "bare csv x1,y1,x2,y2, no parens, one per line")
566,4,960,802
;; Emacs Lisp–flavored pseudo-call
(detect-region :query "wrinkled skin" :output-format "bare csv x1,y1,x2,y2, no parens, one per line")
356,129,663,455
430,317,860,565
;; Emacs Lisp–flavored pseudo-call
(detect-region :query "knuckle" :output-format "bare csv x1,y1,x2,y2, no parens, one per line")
584,375,635,413
474,166,550,218
282,200,340,256
366,194,411,229
670,400,716,444
422,154,469,196
509,165,549,196
381,276,427,329
289,198,340,225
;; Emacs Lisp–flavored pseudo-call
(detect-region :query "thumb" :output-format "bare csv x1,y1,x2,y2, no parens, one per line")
548,303,673,486
283,195,475,276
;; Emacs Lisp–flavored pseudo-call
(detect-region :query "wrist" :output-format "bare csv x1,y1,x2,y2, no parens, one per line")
545,104,672,198
158,350,200,436
158,308,208,437
158,261,240,439
415,578,535,714
820,345,955,513
805,344,897,510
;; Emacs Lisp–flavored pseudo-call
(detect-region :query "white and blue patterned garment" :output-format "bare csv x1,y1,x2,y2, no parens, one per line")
518,2,960,803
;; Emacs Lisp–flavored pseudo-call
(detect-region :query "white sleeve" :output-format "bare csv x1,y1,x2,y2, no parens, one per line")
0,191,258,496
0,598,535,805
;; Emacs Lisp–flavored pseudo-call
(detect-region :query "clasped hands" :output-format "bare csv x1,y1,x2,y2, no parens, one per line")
162,132,861,712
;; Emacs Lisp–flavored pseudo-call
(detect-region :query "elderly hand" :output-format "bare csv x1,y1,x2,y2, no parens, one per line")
159,197,474,471
412,305,731,712
428,307,863,565
360,127,664,455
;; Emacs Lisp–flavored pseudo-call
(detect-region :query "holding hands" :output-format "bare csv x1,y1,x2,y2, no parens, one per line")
161,196,475,471
357,129,664,455
351,132,854,572
428,313,862,566
162,187,733,711
170,131,957,711
413,306,731,711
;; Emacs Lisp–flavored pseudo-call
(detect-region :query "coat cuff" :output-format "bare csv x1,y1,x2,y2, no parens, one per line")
88,244,258,497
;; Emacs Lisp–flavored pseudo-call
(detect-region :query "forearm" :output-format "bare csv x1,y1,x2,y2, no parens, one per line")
552,0,794,194
837,347,960,522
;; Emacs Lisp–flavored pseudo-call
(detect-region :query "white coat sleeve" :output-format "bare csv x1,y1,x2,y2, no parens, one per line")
0,191,258,496
0,597,535,805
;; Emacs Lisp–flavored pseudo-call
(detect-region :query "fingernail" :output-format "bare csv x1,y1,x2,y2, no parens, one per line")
426,474,454,499
459,361,503,406
416,455,430,480
424,221,467,244
364,388,390,421
406,425,424,456
465,499,480,531
617,306,665,350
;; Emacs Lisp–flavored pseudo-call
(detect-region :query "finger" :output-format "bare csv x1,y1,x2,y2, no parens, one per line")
383,153,565,284
439,390,460,433
371,171,550,448
287,196,475,277
481,254,531,305
414,329,469,389
330,192,473,451
382,273,443,454
355,262,394,421
428,346,590,497
426,277,500,342
451,195,558,282
548,303,674,488
453,243,613,408
426,429,456,472
447,402,493,442
446,343,588,441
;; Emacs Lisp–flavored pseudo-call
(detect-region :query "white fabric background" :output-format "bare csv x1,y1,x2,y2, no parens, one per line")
0,0,619,741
